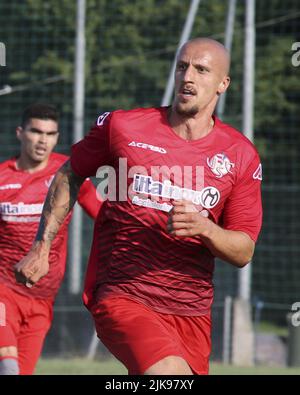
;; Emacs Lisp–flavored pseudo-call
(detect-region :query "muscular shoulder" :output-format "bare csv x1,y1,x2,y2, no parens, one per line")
48,152,69,170
0,158,17,182
214,118,261,184
0,158,13,172
216,117,259,161
110,107,163,125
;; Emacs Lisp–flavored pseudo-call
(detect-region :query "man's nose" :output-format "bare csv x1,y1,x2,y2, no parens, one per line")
182,65,195,82
38,133,47,143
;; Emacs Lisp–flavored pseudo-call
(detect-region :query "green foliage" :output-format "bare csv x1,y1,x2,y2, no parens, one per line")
0,0,299,313
83,0,190,111
255,37,299,130
1,0,297,126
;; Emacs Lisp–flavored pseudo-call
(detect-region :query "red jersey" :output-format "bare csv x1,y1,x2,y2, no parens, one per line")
0,152,101,300
71,107,262,316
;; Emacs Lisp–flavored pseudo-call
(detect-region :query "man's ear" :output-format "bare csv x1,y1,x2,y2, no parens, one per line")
217,75,231,95
16,126,23,141
53,132,60,148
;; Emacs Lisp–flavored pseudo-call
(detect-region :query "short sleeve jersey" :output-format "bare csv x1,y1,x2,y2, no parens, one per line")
0,152,100,300
71,108,262,316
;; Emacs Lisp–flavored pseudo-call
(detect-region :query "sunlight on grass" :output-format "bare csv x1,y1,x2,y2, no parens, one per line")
35,357,300,375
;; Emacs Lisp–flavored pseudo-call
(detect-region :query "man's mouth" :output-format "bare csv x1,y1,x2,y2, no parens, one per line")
178,86,197,99
35,147,47,155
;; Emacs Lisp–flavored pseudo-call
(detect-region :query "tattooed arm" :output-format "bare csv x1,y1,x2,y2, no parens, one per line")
14,160,86,287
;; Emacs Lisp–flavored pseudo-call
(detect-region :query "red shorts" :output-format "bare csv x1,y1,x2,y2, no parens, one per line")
0,283,53,375
90,295,211,375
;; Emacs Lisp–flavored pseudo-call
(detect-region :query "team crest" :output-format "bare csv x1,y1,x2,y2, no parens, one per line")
207,153,234,178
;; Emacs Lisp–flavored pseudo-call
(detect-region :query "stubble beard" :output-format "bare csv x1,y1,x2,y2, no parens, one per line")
174,102,199,118
29,148,49,164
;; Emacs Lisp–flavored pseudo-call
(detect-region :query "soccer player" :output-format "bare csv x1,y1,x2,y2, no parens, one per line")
0,103,101,375
15,38,263,375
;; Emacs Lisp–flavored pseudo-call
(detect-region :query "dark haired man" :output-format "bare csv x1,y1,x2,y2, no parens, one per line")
0,103,101,374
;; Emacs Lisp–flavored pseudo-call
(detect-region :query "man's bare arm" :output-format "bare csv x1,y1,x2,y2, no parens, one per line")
36,159,85,245
167,200,254,268
15,160,86,285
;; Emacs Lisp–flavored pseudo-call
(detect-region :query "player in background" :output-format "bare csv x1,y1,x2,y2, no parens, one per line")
16,38,263,375
0,103,101,375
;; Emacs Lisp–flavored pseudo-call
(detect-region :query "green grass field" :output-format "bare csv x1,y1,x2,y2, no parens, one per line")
35,357,300,375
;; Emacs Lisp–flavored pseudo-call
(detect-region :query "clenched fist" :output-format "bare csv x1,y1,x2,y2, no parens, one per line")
14,241,50,288
167,200,211,237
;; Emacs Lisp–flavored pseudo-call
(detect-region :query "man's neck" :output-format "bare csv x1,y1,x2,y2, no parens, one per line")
16,155,49,174
167,107,215,141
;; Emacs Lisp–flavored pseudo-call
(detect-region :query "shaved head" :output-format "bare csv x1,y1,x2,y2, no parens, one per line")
178,38,231,77
172,37,231,118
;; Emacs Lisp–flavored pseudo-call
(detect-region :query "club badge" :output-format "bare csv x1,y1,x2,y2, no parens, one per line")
207,153,234,178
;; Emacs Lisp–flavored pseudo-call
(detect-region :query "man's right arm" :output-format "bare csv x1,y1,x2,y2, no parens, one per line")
15,111,112,287
14,159,86,286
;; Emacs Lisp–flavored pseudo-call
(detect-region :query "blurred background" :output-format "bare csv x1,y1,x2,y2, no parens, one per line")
0,0,299,372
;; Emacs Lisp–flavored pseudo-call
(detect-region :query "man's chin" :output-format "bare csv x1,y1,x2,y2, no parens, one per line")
31,154,48,164
175,103,199,117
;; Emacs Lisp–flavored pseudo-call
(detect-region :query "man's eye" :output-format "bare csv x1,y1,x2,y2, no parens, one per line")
177,64,186,70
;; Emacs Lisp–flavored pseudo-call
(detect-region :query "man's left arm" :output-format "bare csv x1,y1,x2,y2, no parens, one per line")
168,153,262,268
167,201,254,267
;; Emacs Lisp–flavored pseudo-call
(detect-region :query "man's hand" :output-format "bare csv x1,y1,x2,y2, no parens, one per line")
167,200,255,267
14,160,84,288
167,200,211,237
14,241,50,288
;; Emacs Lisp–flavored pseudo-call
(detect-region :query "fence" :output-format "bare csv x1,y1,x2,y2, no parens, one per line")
0,0,299,366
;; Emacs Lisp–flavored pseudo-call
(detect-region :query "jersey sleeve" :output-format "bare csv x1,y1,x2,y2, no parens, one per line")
70,112,112,178
222,151,263,242
77,178,102,219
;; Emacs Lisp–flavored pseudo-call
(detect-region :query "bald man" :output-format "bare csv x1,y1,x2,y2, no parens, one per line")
15,38,262,375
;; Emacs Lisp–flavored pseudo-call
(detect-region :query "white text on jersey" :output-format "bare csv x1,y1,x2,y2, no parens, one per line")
0,183,22,190
128,141,167,154
0,202,43,215
133,174,220,209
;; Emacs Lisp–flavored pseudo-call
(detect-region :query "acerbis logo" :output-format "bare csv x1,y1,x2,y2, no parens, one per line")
97,112,110,126
45,176,54,188
128,141,167,154
0,183,22,190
